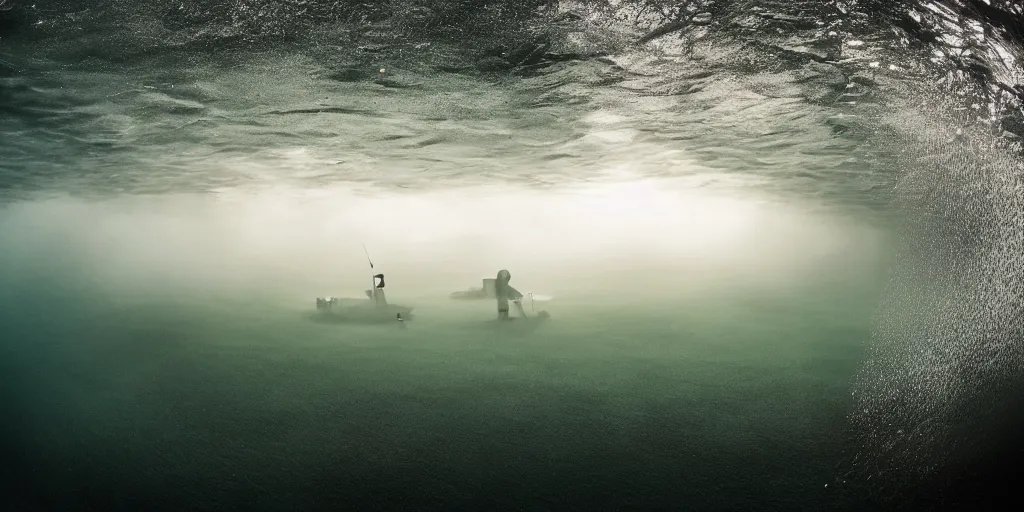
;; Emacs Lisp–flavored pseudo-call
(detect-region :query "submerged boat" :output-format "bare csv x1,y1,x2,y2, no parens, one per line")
455,269,551,324
449,277,498,300
314,272,413,324
450,275,553,303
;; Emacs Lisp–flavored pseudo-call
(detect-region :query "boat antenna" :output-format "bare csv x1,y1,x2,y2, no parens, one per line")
362,243,376,299
362,243,374,270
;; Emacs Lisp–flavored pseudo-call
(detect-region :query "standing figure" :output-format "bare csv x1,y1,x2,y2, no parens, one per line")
495,269,526,320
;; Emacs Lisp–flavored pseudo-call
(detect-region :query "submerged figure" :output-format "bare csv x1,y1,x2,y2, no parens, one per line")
495,269,527,320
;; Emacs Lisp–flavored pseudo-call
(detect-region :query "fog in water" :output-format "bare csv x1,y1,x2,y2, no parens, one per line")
0,177,888,512
0,176,884,302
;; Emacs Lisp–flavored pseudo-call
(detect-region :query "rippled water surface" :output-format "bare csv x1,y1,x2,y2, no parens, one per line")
2,47,889,202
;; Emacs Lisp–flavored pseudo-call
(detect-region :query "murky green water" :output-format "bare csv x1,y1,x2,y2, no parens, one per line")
0,100,890,509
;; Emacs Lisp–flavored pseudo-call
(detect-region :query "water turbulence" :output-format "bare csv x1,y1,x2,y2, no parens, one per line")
849,113,1024,508
1,0,1024,510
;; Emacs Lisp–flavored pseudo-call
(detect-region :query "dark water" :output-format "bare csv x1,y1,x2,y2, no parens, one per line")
2,1,1023,511
2,280,879,510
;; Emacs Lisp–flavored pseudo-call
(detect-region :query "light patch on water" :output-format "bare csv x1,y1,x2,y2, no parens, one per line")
583,129,637,144
583,111,629,125
580,110,638,144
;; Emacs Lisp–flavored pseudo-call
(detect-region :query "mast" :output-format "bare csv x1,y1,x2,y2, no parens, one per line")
362,243,375,301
